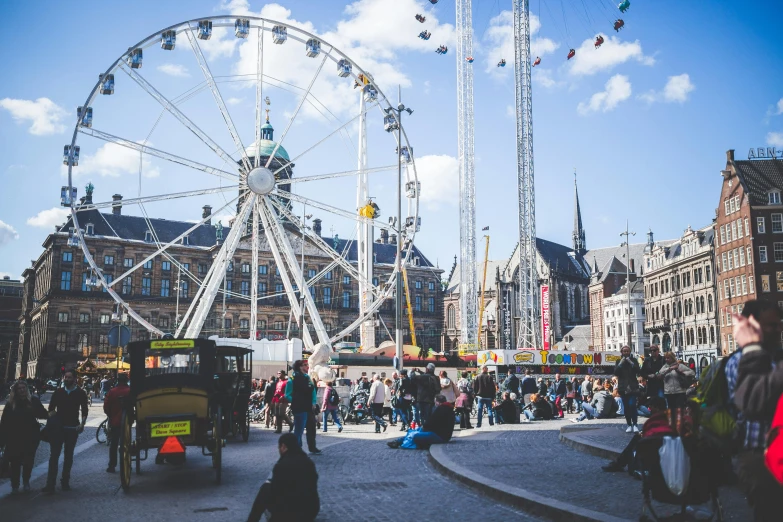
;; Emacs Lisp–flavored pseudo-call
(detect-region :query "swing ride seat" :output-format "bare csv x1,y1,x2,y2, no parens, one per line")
594,36,604,48
618,0,630,13
533,57,541,66
567,49,576,60
614,19,625,31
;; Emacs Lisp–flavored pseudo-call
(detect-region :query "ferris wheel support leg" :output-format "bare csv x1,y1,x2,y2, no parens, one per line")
261,197,330,347
257,198,314,350
356,92,375,350
184,195,257,338
255,23,264,169
250,204,260,340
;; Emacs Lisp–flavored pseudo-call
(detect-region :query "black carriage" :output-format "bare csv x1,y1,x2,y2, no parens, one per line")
214,344,253,442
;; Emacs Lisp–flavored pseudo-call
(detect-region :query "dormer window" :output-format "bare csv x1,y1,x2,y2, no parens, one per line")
769,191,781,205
182,235,190,246
85,223,94,235
144,230,153,242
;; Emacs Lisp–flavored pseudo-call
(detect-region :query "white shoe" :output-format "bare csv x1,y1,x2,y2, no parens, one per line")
625,425,634,433
570,418,580,424
632,425,640,433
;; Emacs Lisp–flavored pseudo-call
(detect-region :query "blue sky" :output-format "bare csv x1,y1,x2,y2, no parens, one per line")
1,0,782,280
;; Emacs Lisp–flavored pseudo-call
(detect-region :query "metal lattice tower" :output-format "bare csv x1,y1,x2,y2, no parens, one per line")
456,0,478,349
513,0,541,349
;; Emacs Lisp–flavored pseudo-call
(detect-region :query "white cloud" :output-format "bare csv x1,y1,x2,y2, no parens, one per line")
0,97,67,135
67,141,160,178
414,154,459,209
506,105,515,118
484,11,558,78
774,98,783,116
157,64,190,77
226,97,244,106
0,220,19,245
640,74,695,104
568,35,654,77
577,74,631,115
767,132,783,148
26,208,70,229
532,68,559,88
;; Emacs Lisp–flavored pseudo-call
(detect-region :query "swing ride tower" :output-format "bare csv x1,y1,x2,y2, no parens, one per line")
456,0,478,350
513,0,541,349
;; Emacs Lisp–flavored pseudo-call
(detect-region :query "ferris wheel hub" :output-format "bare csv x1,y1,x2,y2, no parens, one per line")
247,166,276,195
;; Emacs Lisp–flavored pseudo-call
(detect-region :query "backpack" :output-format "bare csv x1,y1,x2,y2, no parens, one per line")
765,394,783,484
327,387,340,406
692,352,741,453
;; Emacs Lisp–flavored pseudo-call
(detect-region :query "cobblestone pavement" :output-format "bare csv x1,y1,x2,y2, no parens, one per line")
439,421,753,521
0,419,542,521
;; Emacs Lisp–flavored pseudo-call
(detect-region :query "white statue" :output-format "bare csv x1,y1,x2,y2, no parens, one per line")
308,342,335,382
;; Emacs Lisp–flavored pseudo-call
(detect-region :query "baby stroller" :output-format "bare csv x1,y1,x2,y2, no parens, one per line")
636,435,725,521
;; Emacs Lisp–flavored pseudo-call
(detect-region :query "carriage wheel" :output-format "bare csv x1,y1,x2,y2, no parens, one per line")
119,411,132,491
241,409,250,442
212,406,222,484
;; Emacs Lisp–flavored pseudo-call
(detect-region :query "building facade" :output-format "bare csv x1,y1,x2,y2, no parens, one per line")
0,276,22,384
602,280,646,354
715,149,783,355
643,225,719,373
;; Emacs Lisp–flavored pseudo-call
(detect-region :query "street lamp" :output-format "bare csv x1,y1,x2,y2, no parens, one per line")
620,220,636,352
383,86,413,371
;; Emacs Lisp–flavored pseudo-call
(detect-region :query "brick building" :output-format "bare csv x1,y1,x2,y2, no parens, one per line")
0,276,22,384
715,149,783,354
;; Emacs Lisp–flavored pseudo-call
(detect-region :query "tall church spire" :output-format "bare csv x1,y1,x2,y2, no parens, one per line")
572,170,586,255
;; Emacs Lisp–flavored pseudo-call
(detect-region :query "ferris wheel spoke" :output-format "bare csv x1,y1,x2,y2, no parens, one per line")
257,198,314,350
261,196,330,346
184,27,252,174
330,287,393,343
79,127,238,181
76,186,237,214
119,62,241,171
264,53,329,169
109,193,241,288
250,200,260,340
255,24,265,169
281,165,396,186
270,102,377,178
275,189,393,233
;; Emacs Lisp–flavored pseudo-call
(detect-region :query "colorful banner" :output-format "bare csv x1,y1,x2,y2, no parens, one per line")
478,350,622,367
541,285,550,350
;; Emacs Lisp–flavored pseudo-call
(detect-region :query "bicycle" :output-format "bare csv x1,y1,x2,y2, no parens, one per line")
96,417,111,444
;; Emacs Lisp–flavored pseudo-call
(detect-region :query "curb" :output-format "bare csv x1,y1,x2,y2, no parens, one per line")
558,427,622,461
428,442,633,522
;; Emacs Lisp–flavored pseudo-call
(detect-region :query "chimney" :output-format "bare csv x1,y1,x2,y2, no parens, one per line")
312,218,322,236
380,228,389,244
390,234,397,245
112,194,122,216
629,258,635,275
726,149,735,162
202,205,212,225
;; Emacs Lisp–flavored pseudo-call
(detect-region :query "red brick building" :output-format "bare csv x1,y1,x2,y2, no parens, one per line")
715,149,783,354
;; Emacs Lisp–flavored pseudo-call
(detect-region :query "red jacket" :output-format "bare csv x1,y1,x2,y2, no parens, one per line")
104,384,130,427
273,378,288,404
642,411,676,438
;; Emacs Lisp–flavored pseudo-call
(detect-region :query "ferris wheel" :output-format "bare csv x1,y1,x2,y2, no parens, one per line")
62,16,420,351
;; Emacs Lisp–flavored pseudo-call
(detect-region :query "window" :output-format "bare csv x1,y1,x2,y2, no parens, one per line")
323,287,332,305
760,246,768,263
776,243,783,262
770,191,782,205
741,275,747,296
708,294,713,312
758,217,766,234
415,280,422,289
750,275,755,293
428,297,435,313
99,313,110,324
258,282,267,295
199,264,207,275
77,333,89,352
122,276,132,295
162,261,171,271
774,214,783,233
324,270,332,280
180,281,189,298
258,265,268,275
182,235,189,246
724,200,730,216
225,280,232,292
79,313,90,323
724,279,730,298
730,278,736,298
428,281,435,291
62,251,73,262
240,319,249,330
275,266,279,276
719,226,726,245
275,284,284,303
142,277,152,295
734,248,740,269
342,291,351,308
182,263,189,272
224,318,232,330
762,274,771,293
227,261,234,272
159,317,169,328
740,247,746,266
373,277,379,287
727,251,733,270
104,255,114,266
777,272,783,292
143,259,153,270
273,321,283,331
731,221,737,241
60,271,72,290
123,257,134,268
85,223,94,235
241,263,250,274
259,320,266,330
58,312,69,322
745,218,750,236
737,219,744,238
145,230,153,242
241,281,250,296
102,274,113,292
308,268,316,278
160,279,170,297
56,332,68,351
447,305,456,329
413,295,421,312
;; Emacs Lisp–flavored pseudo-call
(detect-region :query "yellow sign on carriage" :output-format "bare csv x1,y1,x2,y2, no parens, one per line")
150,420,191,438
150,340,195,350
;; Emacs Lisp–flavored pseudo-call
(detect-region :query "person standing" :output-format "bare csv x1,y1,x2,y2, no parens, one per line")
552,373,567,418
653,351,695,410
285,360,321,454
455,371,474,429
43,369,88,493
389,372,399,425
393,369,413,431
0,380,48,494
581,376,593,404
273,371,292,434
439,370,458,408
320,380,343,433
641,344,665,401
411,363,440,424
100,374,110,399
103,372,130,473
367,374,388,433
520,370,538,405
613,345,641,433
383,378,394,425
263,376,277,429
474,366,496,427
502,371,520,397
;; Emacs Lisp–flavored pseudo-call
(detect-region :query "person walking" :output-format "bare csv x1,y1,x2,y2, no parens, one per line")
383,378,394,425
474,366,495,427
263,376,277,429
613,345,641,433
367,374,388,433
653,351,695,410
43,369,88,493
247,433,320,522
285,360,321,454
393,369,413,431
320,380,343,433
520,370,538,405
0,379,48,494
389,372,399,425
552,373,567,418
439,370,458,408
581,375,593,404
455,371,474,429
100,374,111,400
273,371,292,434
641,345,665,400
103,372,130,473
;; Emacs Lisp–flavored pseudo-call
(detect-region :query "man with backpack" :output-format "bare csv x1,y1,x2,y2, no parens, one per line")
641,344,665,400
411,364,441,425
729,300,783,521
393,370,413,431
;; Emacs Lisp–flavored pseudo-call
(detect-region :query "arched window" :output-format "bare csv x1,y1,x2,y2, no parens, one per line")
677,301,682,317
652,335,660,345
559,285,568,321
700,296,705,313
574,288,581,318
666,304,670,319
663,333,671,351
708,295,713,312
710,326,715,344
447,305,456,329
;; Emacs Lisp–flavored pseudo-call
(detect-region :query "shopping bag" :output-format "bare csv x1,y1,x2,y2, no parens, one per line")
658,436,691,496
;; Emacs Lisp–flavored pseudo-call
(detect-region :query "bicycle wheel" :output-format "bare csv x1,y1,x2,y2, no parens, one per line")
96,419,108,444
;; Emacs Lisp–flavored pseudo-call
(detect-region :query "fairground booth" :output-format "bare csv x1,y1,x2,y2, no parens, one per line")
477,349,622,379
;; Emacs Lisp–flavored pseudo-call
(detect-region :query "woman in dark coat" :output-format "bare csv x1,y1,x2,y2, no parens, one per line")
0,380,48,494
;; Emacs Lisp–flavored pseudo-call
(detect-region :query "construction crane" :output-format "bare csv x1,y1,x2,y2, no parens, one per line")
456,0,478,353
477,233,490,348
401,266,417,348
513,0,541,349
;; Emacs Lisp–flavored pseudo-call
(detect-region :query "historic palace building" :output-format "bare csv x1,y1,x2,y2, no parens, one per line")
643,225,719,374
716,148,783,355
